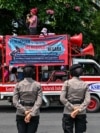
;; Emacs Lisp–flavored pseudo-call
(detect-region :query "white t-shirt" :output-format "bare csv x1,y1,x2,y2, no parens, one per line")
9,74,17,82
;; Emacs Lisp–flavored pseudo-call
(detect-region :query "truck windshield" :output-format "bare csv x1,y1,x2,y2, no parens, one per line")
80,63,100,76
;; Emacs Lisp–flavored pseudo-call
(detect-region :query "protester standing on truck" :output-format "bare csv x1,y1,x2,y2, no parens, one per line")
60,64,91,133
13,65,43,133
26,8,38,35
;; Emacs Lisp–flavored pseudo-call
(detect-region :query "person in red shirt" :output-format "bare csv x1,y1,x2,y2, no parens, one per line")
26,8,38,35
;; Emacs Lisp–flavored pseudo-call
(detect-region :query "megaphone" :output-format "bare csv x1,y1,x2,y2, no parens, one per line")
70,33,83,47
81,43,95,56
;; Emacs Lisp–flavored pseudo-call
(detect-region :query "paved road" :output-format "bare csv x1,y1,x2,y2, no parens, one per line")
0,105,100,133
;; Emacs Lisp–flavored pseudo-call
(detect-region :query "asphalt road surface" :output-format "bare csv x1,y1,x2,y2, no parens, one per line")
0,104,100,133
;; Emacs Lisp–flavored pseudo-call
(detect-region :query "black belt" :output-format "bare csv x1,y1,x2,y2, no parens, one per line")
69,100,83,104
20,101,34,106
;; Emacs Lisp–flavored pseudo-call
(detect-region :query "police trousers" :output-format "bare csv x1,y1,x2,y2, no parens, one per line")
16,115,39,133
62,114,87,133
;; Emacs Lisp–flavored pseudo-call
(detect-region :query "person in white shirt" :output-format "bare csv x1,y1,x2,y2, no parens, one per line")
9,67,17,82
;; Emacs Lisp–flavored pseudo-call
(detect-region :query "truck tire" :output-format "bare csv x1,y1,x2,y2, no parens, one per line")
87,95,100,113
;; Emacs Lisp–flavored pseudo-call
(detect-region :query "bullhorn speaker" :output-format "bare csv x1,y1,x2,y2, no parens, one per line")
81,43,95,56
70,33,83,47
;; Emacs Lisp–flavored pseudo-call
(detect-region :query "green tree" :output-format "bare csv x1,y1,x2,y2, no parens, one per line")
89,11,100,61
0,0,99,59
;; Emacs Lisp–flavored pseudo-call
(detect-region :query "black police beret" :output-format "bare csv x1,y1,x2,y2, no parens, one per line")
69,64,82,71
23,65,34,78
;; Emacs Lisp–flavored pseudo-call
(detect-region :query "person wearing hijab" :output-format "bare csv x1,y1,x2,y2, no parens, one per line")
13,65,43,133
26,8,38,35
60,64,91,133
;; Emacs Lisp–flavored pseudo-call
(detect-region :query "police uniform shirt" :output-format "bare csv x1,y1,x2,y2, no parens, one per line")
60,77,91,114
13,78,43,116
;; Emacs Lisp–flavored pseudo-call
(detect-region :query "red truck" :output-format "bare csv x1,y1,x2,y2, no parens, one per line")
0,33,100,112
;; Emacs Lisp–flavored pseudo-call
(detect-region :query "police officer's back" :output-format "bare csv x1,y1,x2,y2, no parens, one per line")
13,65,43,133
60,64,91,133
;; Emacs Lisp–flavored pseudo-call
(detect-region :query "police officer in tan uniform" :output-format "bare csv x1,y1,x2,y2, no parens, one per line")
60,64,91,133
13,65,43,133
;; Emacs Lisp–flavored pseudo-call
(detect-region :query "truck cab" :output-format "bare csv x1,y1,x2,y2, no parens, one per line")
73,58,100,112
0,33,100,113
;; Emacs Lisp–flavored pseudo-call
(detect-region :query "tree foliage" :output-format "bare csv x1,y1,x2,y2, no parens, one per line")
0,0,99,57
90,11,100,58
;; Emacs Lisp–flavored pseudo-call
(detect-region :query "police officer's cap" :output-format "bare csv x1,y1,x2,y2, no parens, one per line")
69,64,82,72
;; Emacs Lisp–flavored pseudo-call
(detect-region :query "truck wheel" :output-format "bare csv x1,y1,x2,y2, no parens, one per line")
87,95,100,113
